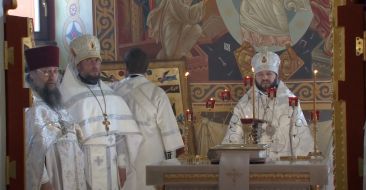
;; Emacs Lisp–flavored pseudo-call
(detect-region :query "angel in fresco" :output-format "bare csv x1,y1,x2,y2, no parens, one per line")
147,0,208,60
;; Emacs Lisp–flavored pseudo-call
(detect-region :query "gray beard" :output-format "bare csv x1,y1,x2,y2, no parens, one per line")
27,77,62,110
40,86,62,110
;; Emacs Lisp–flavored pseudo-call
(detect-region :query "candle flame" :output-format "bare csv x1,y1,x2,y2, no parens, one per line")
185,72,190,77
313,69,318,75
251,67,255,73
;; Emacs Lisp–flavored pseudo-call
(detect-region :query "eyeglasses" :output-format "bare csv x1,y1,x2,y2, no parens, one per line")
36,68,59,77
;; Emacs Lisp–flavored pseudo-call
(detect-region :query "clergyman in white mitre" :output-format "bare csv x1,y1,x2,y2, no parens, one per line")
222,51,313,160
60,34,143,190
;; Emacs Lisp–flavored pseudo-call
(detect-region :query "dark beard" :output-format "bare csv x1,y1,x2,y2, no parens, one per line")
255,79,278,93
26,75,62,110
30,84,62,110
41,86,62,110
78,74,100,85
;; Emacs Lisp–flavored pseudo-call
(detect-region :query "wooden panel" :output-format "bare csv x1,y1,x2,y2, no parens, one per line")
5,15,33,190
337,4,365,190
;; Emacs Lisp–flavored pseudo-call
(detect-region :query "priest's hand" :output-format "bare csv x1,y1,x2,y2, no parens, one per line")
118,167,127,188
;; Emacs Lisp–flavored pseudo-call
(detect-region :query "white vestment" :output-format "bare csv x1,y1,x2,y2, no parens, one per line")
26,96,86,190
113,76,184,190
147,0,205,59
222,81,313,159
60,65,142,190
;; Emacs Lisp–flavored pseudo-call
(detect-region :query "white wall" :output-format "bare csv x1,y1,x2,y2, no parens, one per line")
55,0,93,68
0,0,6,189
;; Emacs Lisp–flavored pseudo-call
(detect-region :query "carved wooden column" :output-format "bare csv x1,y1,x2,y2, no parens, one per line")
4,15,33,190
336,1,365,189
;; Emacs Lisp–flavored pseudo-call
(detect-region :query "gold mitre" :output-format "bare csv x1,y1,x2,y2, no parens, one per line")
251,51,281,74
69,34,102,65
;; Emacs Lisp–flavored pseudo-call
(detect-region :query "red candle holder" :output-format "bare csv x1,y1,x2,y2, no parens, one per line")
240,118,254,124
288,96,298,107
220,89,231,101
310,110,320,121
243,76,253,87
206,98,216,109
266,87,277,99
185,109,193,122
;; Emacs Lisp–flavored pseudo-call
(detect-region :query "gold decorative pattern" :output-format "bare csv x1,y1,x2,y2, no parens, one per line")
190,81,333,110
163,172,310,183
93,0,117,61
234,41,256,77
333,0,347,189
164,173,218,183
250,172,310,182
279,51,305,80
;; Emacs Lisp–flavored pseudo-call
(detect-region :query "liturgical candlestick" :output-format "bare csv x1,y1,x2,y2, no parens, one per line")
220,89,231,102
206,97,215,109
312,69,319,151
252,68,256,119
313,70,317,118
308,69,323,158
184,72,190,155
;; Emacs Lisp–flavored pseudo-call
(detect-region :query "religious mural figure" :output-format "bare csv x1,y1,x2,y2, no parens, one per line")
238,0,312,79
147,0,207,59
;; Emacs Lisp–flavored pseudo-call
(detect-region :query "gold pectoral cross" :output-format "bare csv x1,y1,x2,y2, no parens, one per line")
102,114,110,132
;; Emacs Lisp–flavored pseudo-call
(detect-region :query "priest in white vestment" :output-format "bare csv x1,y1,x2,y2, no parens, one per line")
60,35,142,190
222,51,313,159
112,48,184,190
25,46,86,190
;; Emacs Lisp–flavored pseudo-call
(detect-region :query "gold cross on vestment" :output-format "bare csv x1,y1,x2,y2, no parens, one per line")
103,114,110,132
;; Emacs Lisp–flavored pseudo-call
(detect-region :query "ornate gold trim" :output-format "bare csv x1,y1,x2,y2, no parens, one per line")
250,172,310,182
333,0,348,190
190,81,333,106
93,0,117,61
163,172,310,183
164,173,218,183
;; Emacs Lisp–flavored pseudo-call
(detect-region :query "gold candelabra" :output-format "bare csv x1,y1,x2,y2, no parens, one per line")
308,69,323,158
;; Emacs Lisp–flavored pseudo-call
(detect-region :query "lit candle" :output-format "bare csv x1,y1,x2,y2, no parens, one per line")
266,87,277,99
288,96,298,107
240,118,254,124
313,69,318,119
220,89,231,101
206,97,215,109
185,72,190,78
243,76,253,87
310,69,320,155
185,109,193,122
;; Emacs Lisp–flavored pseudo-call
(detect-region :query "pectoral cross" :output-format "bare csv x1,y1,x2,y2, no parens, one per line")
103,113,110,132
